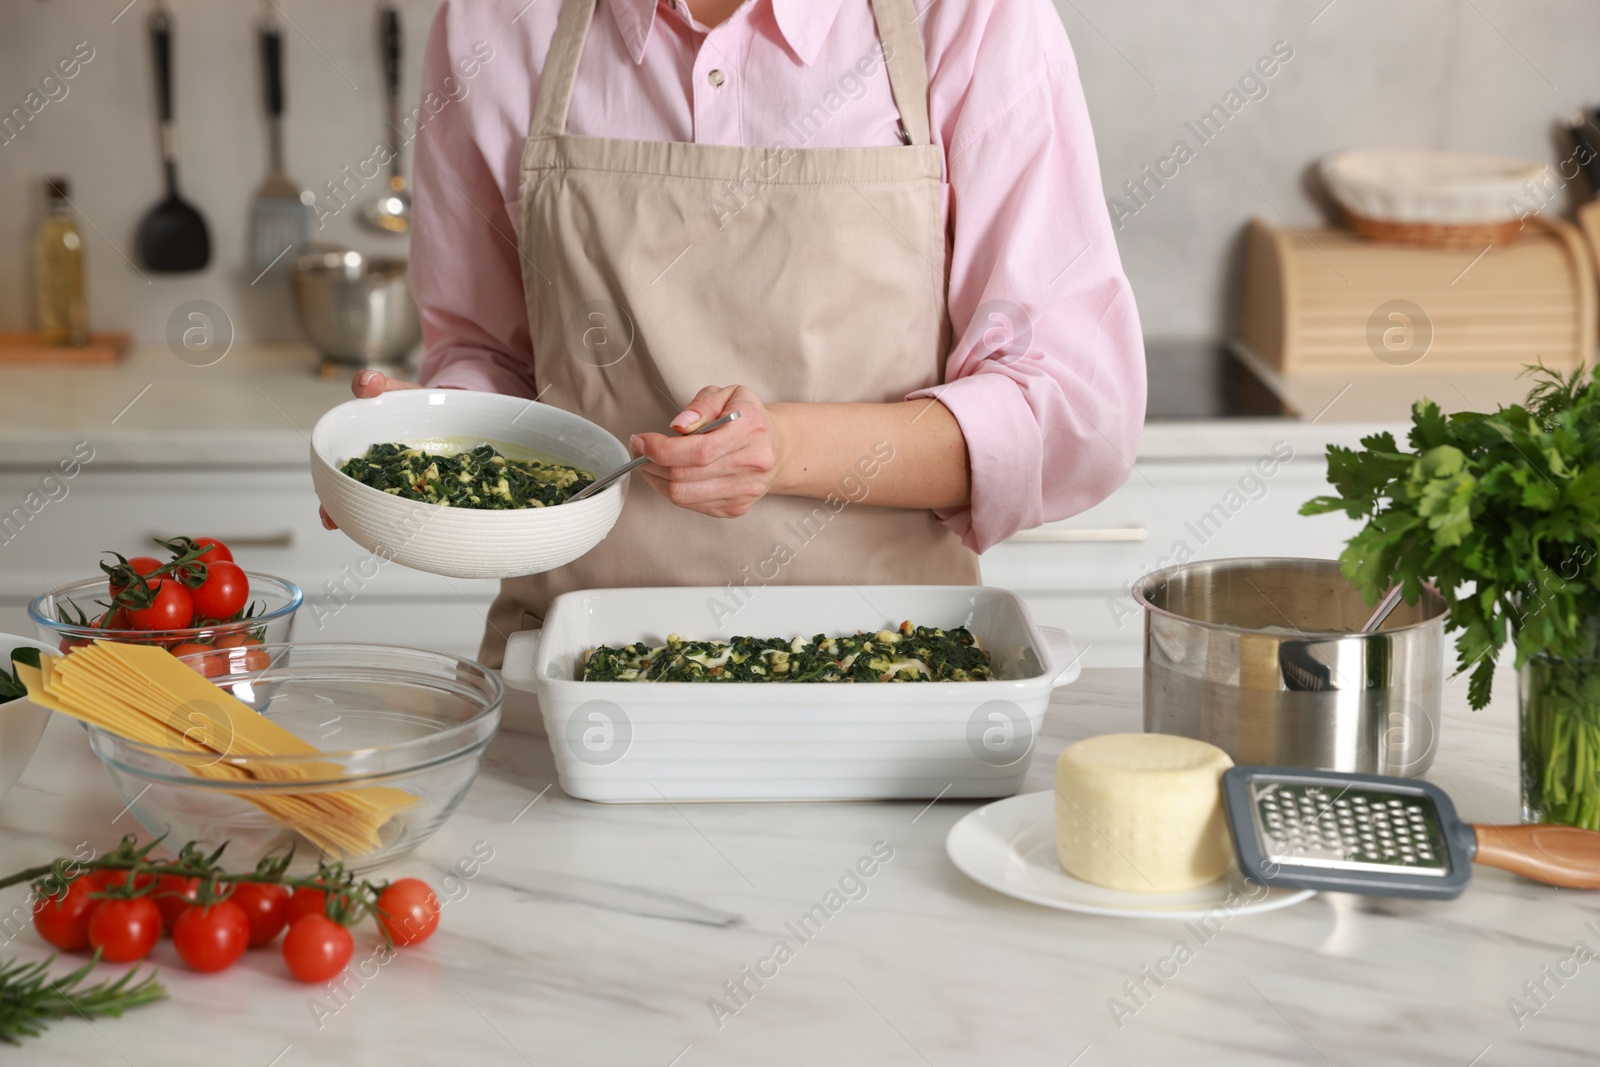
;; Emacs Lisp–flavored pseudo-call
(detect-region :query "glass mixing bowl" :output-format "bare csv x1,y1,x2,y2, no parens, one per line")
29,573,303,652
86,643,502,875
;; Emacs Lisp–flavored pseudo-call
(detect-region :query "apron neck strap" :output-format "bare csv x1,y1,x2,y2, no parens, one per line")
868,0,932,147
531,0,933,146
530,0,598,138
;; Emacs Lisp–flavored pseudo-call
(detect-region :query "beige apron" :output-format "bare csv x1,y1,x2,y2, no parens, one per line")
482,0,979,666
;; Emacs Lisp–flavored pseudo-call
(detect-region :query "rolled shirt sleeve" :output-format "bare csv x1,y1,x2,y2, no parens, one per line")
912,0,1146,552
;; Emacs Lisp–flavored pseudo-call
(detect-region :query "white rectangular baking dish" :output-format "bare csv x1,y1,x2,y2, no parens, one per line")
500,585,1080,802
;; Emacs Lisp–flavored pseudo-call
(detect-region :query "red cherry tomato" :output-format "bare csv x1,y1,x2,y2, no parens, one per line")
87,897,162,963
287,886,335,924
126,579,194,632
228,883,291,947
32,873,107,952
282,915,354,983
189,561,249,621
172,901,251,972
376,878,441,947
110,556,163,597
150,874,200,932
192,538,234,564
169,642,221,677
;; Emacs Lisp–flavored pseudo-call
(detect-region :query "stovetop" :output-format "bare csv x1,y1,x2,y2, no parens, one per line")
1144,340,1291,421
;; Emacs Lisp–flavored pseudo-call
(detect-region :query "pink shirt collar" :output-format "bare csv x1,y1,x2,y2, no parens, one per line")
608,0,848,66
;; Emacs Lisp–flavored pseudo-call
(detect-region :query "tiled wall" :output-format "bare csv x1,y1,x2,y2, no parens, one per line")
0,0,1591,345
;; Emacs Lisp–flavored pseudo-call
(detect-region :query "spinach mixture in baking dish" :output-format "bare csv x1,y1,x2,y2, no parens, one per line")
582,621,993,683
340,442,594,509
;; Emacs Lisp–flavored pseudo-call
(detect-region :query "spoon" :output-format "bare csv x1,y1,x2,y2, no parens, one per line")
362,5,412,234
570,412,740,502
137,6,211,273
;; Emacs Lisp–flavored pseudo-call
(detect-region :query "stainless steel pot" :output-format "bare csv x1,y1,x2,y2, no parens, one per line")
291,249,421,368
1134,558,1447,777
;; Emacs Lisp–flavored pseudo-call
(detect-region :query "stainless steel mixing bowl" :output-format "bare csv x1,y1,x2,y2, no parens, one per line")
291,249,421,367
1134,557,1448,777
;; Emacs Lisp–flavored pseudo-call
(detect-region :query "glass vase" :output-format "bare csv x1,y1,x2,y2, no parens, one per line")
1519,654,1600,829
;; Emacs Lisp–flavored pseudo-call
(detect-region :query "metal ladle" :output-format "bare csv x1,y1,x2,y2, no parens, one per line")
571,412,740,502
362,5,411,234
1360,585,1406,633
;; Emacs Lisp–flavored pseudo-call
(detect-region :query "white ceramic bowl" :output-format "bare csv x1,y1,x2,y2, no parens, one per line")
0,633,58,804
310,389,629,580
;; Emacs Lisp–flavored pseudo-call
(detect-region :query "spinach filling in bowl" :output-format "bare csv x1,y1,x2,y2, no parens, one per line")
583,621,993,683
340,442,594,509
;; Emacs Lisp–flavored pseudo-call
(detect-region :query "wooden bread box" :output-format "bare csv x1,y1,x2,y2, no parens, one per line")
1238,217,1596,378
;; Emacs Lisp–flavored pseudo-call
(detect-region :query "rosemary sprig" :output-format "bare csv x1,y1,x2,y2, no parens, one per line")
0,954,166,1045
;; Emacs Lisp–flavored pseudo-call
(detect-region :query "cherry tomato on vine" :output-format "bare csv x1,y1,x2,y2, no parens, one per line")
101,869,156,893
110,556,163,597
127,580,194,632
282,915,353,983
287,885,344,924
151,874,201,932
211,634,269,672
188,561,249,620
228,882,291,947
192,538,234,564
87,897,162,963
31,873,108,952
376,879,441,947
170,643,221,677
172,901,251,972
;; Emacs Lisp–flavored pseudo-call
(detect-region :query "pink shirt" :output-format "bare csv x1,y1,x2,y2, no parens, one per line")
412,0,1146,552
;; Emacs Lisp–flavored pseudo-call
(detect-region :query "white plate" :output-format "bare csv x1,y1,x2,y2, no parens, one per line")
946,791,1315,920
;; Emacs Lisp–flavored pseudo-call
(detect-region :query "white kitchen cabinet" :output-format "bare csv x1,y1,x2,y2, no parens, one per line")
980,435,1363,668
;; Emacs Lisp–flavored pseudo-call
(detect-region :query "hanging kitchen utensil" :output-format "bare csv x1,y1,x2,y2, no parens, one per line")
137,5,211,273
568,411,740,501
249,14,313,272
362,4,412,234
1222,766,1600,899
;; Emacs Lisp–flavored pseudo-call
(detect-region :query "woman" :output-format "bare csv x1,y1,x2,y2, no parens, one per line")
335,0,1145,665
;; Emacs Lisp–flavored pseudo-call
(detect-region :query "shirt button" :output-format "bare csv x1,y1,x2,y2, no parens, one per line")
708,69,726,88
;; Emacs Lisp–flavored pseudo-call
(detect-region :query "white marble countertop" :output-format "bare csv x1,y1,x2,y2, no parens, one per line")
0,666,1591,1066
0,345,1408,470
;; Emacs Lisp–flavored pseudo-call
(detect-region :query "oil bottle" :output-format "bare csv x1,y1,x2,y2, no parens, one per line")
35,177,89,346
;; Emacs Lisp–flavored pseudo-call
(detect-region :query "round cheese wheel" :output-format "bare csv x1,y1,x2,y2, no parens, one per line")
1054,733,1234,893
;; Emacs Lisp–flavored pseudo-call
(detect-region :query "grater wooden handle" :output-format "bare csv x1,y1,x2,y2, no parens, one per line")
1474,824,1600,889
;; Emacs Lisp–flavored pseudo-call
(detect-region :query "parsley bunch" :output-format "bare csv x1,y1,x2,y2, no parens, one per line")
1302,366,1600,710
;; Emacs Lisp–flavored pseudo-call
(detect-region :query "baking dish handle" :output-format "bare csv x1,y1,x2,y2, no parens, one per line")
1039,626,1082,688
501,629,543,692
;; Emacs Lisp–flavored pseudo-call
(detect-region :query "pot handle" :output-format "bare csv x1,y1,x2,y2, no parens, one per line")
501,629,543,692
1039,626,1082,688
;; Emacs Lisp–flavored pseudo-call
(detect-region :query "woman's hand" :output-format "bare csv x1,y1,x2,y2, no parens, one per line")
320,371,422,531
633,385,779,518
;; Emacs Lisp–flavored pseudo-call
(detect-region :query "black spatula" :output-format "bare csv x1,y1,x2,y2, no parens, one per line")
1222,766,1600,899
138,6,211,273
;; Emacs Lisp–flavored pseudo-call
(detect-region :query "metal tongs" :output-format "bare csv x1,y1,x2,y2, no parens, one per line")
570,411,740,502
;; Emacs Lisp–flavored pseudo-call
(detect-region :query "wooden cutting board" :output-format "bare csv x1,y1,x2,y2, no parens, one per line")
0,331,131,364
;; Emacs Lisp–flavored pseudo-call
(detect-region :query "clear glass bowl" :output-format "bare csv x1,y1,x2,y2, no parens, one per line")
86,644,502,875
28,573,303,653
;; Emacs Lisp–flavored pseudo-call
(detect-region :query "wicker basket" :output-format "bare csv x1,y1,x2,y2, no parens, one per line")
1322,149,1546,249
1340,209,1527,249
